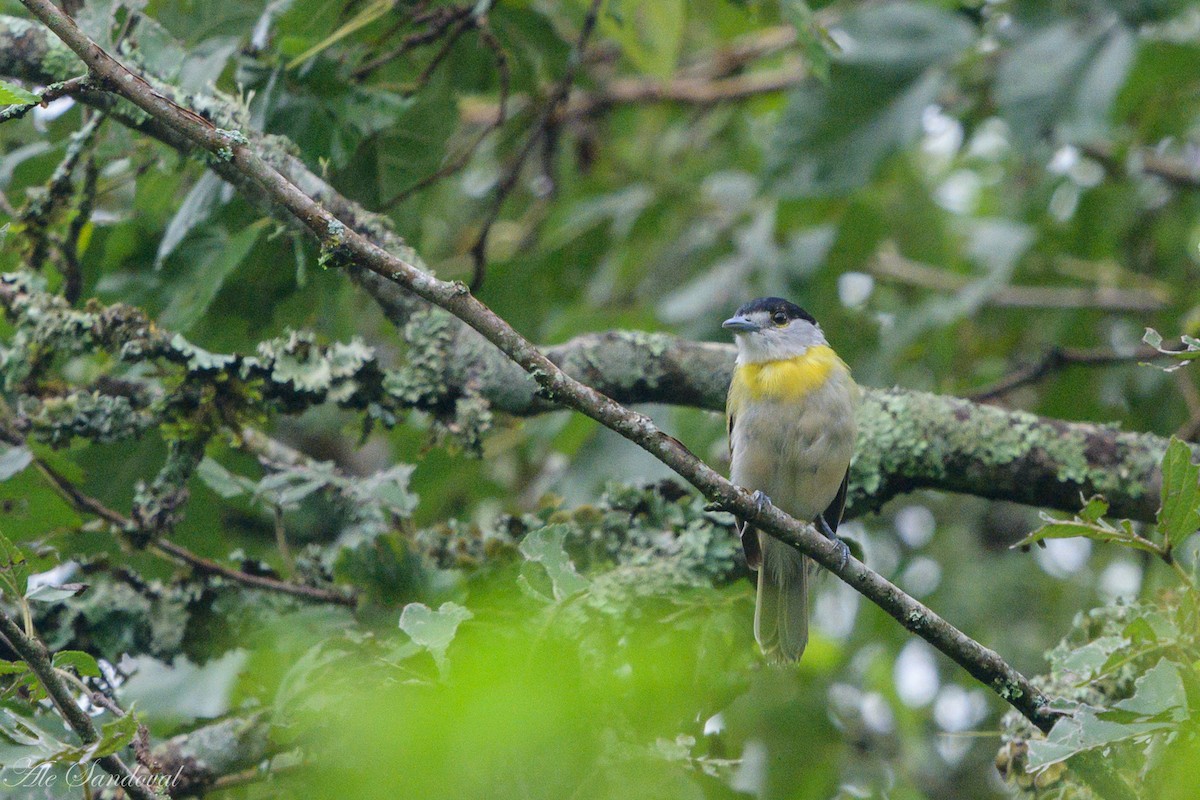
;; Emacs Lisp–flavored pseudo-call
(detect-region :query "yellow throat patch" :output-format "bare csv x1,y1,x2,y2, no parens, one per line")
730,345,846,403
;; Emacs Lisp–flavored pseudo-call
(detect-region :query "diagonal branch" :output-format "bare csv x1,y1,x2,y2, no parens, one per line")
0,608,165,800
14,0,1062,733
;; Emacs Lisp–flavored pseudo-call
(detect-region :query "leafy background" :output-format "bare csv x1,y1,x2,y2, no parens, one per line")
1,0,1200,798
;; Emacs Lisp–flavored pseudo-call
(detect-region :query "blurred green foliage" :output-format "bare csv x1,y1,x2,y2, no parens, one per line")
1,0,1200,797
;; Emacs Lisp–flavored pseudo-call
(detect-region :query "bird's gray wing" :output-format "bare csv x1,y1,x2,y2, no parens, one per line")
821,466,850,534
728,410,762,570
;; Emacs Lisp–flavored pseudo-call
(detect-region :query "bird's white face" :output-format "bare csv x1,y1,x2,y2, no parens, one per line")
723,309,827,364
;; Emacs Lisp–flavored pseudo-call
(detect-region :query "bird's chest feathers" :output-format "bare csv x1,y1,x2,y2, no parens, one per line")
730,346,844,404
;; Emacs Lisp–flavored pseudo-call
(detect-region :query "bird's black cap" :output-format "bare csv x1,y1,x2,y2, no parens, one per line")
733,297,816,324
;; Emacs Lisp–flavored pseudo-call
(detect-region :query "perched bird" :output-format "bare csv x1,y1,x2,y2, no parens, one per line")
724,298,858,662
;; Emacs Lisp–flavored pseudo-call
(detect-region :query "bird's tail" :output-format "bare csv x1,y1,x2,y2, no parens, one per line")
754,532,809,663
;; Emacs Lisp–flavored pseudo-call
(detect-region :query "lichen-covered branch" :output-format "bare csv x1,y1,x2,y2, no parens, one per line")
3,271,1173,528
12,0,1061,733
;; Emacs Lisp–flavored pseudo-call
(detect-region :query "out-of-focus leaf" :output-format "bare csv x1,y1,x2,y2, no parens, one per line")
119,652,247,725
0,445,32,481
0,81,40,106
768,3,972,197
359,464,418,517
785,1,834,82
1158,437,1200,549
159,218,268,332
195,456,254,499
0,468,82,543
519,524,590,600
1143,328,1200,372
1057,635,1128,680
1115,41,1200,140
0,530,30,596
25,583,86,603
398,602,472,669
287,0,396,69
600,0,685,80
995,17,1135,145
155,172,228,268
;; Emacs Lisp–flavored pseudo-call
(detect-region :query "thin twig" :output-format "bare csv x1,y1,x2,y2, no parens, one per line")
1082,141,1200,190
0,72,91,124
152,540,354,605
381,18,510,209
0,609,164,800
970,344,1164,402
18,0,1063,732
34,453,355,606
351,4,472,82
467,0,603,291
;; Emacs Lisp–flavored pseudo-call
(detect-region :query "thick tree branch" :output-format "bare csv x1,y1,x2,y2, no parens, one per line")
150,714,272,797
0,609,165,800
13,0,1062,733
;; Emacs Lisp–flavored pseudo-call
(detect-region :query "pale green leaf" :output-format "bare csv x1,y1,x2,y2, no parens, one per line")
399,602,473,669
159,219,268,332
52,650,101,678
1158,437,1200,548
0,445,32,481
25,582,86,603
519,524,590,600
0,80,40,107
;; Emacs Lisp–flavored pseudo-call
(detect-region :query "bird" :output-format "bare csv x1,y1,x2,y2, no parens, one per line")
723,297,858,662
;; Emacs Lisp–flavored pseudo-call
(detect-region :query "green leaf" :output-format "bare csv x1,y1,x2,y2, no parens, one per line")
1027,707,1170,769
0,659,30,676
0,530,30,596
287,0,397,70
784,1,834,82
519,524,590,600
154,171,227,269
196,456,252,499
1015,491,1165,556
1110,659,1187,720
600,0,685,80
398,602,473,669
0,80,40,106
25,582,87,603
996,17,1135,145
52,651,102,678
768,3,972,197
1158,437,1200,549
1079,494,1110,523
1057,635,1129,680
0,445,32,481
58,709,140,764
159,218,268,332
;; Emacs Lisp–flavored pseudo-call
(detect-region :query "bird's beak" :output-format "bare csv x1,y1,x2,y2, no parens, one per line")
722,315,759,333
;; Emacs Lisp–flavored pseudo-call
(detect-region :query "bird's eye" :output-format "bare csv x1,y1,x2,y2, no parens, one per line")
772,312,788,326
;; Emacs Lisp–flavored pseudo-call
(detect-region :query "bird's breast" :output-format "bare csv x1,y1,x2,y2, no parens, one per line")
727,352,858,521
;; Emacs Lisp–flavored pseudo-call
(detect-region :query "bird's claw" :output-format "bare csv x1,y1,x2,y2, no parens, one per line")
817,514,850,571
750,490,773,516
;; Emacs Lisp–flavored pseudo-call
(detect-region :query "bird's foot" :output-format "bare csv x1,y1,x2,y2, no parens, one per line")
816,514,850,570
750,490,773,516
